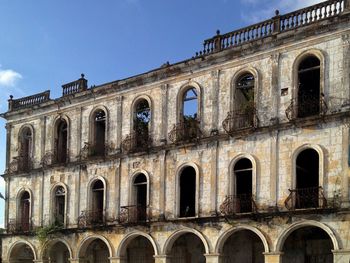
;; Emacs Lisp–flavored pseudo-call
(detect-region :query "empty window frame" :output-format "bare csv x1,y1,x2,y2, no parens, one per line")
19,127,33,172
92,110,106,156
91,180,104,222
297,56,321,118
181,87,198,122
134,99,151,147
133,173,148,221
234,158,253,213
179,167,196,218
19,191,30,231
235,73,255,111
54,119,68,164
53,186,66,225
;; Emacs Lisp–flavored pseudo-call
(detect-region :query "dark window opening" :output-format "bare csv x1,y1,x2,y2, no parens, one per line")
92,110,106,156
234,158,253,213
179,167,196,217
134,99,151,147
296,149,319,209
182,88,198,122
282,227,333,263
236,73,255,111
297,56,321,118
92,180,104,223
19,127,32,172
54,186,65,225
133,174,147,221
55,119,68,164
19,191,30,231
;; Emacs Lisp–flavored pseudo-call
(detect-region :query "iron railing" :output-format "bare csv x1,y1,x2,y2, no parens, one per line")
8,91,51,111
62,74,88,96
121,132,152,153
7,156,33,174
222,107,258,136
77,210,105,228
79,142,111,160
284,186,327,210
220,194,258,215
168,119,202,143
196,0,346,56
119,205,148,224
7,219,32,233
285,95,328,121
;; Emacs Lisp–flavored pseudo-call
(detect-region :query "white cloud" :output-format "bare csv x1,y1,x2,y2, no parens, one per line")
241,0,327,23
0,67,22,87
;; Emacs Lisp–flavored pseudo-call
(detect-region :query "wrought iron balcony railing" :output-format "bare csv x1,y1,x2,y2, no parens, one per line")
7,219,32,233
121,132,152,153
285,95,328,121
168,119,202,143
77,210,105,228
119,205,148,224
222,107,258,136
7,156,33,174
284,186,328,210
79,142,112,160
219,194,258,215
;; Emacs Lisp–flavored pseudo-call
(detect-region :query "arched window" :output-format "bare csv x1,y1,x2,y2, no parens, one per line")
179,167,196,218
19,191,30,231
91,110,106,156
133,174,148,221
297,56,321,118
53,186,66,225
19,127,33,172
134,99,151,148
91,180,104,223
54,119,68,164
181,87,198,122
235,73,255,127
234,158,253,213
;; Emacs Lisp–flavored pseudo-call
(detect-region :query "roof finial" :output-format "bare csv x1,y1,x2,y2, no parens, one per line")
275,9,280,16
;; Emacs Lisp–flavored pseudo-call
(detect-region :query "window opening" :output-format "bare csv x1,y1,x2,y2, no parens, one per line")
20,191,30,231
179,167,196,217
236,73,255,111
54,186,65,225
93,110,106,156
297,56,321,118
296,149,319,209
55,119,68,163
92,180,104,223
19,127,32,172
133,174,147,221
182,88,198,121
134,99,151,147
234,158,253,213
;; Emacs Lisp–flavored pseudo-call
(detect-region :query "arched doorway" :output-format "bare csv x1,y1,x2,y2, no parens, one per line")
125,236,155,263
9,243,35,263
43,241,70,263
169,233,206,263
80,239,110,263
221,230,264,263
282,226,333,263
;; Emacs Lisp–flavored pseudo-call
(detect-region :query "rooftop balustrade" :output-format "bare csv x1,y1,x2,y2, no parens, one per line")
62,74,88,96
8,91,50,111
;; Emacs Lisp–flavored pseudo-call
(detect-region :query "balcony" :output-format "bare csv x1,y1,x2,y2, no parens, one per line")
119,205,148,224
77,210,105,228
7,156,33,174
7,219,32,233
219,194,258,216
222,106,258,136
79,142,112,160
285,95,328,121
168,119,202,144
284,187,328,210
121,132,152,153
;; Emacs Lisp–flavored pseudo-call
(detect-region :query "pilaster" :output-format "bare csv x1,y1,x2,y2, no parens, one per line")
116,96,123,149
160,84,169,142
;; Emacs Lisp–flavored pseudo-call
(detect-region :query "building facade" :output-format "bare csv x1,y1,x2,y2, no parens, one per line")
2,0,350,262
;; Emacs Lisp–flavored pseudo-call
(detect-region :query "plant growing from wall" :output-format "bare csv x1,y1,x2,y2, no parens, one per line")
35,222,63,243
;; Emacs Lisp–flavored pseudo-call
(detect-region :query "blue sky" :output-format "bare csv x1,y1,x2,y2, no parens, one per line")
0,0,325,227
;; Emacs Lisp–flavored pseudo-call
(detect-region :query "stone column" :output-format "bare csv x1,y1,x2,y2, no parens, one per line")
333,250,350,263
115,158,121,219
76,107,83,160
108,257,126,263
159,150,167,219
269,130,279,206
204,254,221,263
154,255,170,263
5,123,12,169
264,252,282,263
160,84,169,142
210,141,218,215
270,53,280,122
116,96,123,150
211,70,220,132
342,34,350,109
341,120,350,207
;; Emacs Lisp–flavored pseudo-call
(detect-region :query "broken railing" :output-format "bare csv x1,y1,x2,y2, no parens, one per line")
62,74,88,96
222,106,258,136
119,205,148,224
168,119,202,143
197,0,346,56
8,91,51,111
220,194,258,215
284,186,328,210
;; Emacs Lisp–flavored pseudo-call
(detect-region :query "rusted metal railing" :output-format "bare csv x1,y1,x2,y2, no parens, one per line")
285,95,328,121
222,106,258,136
119,205,148,224
8,91,50,111
220,194,258,215
168,119,202,143
77,210,105,228
7,219,32,233
121,132,152,153
62,74,88,96
284,186,327,210
7,156,33,174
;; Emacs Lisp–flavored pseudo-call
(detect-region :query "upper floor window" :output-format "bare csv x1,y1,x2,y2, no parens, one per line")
182,87,198,122
134,99,151,147
19,127,33,172
297,56,321,118
132,173,148,221
19,191,31,231
53,186,66,225
234,158,253,213
235,73,255,115
91,180,104,223
179,166,196,218
54,119,68,164
91,109,106,156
